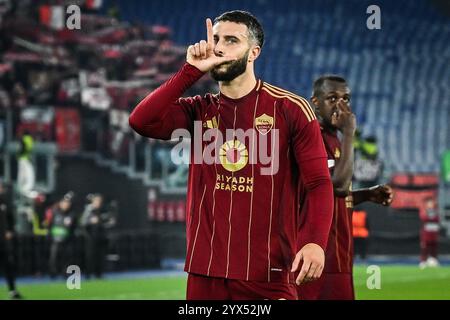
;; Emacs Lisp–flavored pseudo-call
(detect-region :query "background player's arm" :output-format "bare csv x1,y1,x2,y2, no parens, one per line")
352,184,393,206
331,100,356,196
289,103,334,285
129,19,235,140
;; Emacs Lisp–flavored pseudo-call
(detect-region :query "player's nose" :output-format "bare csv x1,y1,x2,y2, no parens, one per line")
214,41,225,56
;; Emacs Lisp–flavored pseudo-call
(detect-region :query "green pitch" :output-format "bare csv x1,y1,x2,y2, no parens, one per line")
1,266,449,300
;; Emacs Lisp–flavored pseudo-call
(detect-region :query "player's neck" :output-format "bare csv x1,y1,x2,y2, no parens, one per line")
219,71,257,100
319,119,338,135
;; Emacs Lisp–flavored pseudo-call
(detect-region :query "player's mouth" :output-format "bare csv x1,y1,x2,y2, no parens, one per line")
216,61,232,68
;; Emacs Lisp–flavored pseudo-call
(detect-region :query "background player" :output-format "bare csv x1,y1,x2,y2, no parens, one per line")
297,75,393,300
0,181,23,299
419,197,440,269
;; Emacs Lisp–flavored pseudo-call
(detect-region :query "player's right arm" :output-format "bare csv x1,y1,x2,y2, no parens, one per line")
129,19,236,139
288,100,334,285
330,100,356,196
352,184,393,206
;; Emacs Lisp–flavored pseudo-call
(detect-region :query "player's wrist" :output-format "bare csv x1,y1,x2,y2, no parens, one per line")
184,62,207,75
342,127,356,137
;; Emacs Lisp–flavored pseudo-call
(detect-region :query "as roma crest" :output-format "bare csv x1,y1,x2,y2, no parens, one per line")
334,148,341,159
255,113,274,135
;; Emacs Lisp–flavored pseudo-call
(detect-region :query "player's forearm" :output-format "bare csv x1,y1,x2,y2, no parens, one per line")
332,133,354,196
351,189,372,206
298,157,334,250
129,63,204,136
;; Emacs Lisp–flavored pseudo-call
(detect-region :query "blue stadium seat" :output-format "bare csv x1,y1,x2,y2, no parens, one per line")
111,0,450,175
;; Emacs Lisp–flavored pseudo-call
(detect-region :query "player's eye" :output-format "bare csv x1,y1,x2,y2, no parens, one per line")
343,97,350,102
328,96,336,102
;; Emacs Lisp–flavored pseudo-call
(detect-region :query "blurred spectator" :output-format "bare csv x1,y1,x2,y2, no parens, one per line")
360,136,379,160
0,85,11,109
12,82,27,109
442,150,450,184
353,132,383,189
419,197,440,269
0,180,23,299
352,210,370,262
46,191,75,278
354,130,379,161
107,1,121,20
17,131,35,196
80,193,116,278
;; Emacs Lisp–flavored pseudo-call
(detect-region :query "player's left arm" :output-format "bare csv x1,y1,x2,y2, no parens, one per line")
289,101,334,285
352,184,394,206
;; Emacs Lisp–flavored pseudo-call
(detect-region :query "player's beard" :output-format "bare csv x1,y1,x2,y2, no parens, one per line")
210,50,249,82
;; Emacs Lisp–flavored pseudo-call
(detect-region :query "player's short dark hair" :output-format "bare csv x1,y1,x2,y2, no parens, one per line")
312,75,347,97
214,10,264,48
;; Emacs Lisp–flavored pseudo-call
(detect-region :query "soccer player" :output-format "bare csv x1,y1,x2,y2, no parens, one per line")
419,197,440,269
0,181,23,299
129,11,334,300
297,76,393,300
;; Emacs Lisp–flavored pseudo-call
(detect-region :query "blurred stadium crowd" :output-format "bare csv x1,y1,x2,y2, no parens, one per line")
0,0,449,296
0,0,206,280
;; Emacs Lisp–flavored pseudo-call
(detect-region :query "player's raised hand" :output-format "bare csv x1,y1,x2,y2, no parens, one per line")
291,243,325,285
369,184,394,206
186,18,237,72
332,99,356,135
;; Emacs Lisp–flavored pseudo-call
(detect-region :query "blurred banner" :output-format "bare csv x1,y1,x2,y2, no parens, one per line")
39,5,65,30
16,107,54,141
54,108,81,153
390,173,439,213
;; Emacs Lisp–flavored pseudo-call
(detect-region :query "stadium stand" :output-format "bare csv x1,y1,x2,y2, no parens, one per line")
112,0,450,175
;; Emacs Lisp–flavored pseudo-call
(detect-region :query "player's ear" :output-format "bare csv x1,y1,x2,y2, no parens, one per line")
248,45,261,63
311,96,319,110
311,96,322,117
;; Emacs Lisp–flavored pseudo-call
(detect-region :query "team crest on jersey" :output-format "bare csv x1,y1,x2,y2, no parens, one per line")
255,113,273,135
334,147,341,159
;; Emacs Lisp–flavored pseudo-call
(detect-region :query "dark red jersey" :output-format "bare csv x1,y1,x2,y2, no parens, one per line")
129,63,333,283
420,208,440,243
320,127,354,273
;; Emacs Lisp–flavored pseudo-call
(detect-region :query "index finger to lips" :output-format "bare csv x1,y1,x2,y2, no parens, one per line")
206,18,214,47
